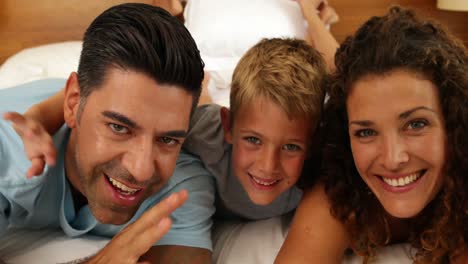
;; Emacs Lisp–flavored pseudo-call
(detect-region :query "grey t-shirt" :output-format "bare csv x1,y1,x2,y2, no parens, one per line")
183,104,303,220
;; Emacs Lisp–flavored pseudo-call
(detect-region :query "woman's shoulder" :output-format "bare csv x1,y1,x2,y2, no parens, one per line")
275,184,350,264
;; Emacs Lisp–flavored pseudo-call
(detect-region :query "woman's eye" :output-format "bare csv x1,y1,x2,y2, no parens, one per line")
245,136,261,145
158,137,179,146
109,123,129,134
283,144,301,152
355,129,376,138
406,120,428,130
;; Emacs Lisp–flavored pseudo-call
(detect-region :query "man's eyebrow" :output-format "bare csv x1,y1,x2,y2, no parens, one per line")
102,111,139,129
162,130,188,138
399,106,436,119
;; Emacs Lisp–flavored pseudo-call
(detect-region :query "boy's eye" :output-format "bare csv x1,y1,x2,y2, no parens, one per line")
109,123,129,134
244,136,261,145
406,120,428,130
355,129,376,138
283,144,301,152
158,136,179,146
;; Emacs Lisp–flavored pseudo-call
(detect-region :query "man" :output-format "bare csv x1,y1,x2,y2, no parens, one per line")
0,3,214,263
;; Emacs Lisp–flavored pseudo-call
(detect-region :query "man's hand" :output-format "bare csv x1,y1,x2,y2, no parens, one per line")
86,190,189,264
3,111,57,178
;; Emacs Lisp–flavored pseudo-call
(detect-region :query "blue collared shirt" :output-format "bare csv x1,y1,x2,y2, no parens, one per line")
0,79,215,250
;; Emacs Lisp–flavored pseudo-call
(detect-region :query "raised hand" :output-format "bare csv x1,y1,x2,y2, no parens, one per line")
318,3,339,25
86,190,189,264
294,0,324,21
295,0,339,25
3,111,57,178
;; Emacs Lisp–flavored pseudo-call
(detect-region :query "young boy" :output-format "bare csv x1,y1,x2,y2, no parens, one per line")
5,37,327,220
184,38,327,219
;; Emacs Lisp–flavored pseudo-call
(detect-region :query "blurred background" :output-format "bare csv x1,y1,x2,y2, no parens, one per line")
0,0,467,65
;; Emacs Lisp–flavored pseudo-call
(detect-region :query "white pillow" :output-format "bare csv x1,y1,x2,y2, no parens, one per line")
184,0,308,104
185,0,306,63
0,41,82,89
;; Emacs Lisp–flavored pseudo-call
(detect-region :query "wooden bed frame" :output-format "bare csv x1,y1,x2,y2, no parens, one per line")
0,0,178,64
330,0,468,48
1,0,467,65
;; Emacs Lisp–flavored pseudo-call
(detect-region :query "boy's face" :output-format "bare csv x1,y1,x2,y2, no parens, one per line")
222,97,313,205
64,68,193,224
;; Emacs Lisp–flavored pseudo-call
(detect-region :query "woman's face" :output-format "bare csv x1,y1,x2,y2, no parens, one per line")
346,69,446,218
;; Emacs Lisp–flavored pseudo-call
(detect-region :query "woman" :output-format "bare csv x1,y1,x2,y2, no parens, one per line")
276,7,467,263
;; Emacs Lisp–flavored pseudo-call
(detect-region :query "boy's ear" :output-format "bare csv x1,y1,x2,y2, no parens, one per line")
220,107,232,144
64,72,81,128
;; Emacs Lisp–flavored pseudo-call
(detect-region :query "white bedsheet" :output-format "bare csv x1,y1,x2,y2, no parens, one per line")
212,215,413,264
0,228,108,264
0,217,413,264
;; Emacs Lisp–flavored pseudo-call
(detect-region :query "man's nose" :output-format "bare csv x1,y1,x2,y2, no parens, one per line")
122,138,155,182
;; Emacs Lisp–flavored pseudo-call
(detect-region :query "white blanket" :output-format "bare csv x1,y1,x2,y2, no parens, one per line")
0,217,413,263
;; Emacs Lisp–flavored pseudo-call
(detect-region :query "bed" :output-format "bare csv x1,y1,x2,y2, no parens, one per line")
0,0,414,263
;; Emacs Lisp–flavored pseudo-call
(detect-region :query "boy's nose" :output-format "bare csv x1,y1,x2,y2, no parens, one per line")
258,147,280,175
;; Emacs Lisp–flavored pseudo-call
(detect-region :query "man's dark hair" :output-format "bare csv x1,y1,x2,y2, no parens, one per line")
77,3,204,109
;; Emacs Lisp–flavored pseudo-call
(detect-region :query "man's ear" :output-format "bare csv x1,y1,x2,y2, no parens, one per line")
220,107,232,144
64,72,81,128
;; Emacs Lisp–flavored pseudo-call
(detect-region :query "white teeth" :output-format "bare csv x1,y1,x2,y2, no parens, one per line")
108,176,140,194
251,176,279,186
382,172,422,187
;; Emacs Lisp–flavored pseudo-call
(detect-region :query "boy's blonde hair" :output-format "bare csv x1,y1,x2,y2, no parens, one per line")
230,38,327,129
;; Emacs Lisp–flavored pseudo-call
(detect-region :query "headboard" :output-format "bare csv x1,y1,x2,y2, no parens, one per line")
1,0,467,65
0,0,177,64
330,0,468,49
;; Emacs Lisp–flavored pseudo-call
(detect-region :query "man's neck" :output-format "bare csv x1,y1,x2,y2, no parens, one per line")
64,131,88,212
68,178,88,212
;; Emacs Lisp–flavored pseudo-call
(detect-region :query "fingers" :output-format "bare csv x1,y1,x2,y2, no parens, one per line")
295,0,327,9
24,129,57,166
92,190,189,262
319,5,339,25
3,111,58,177
139,216,172,248
316,0,327,11
3,111,25,123
3,112,27,136
294,0,336,23
27,158,46,179
122,190,189,255
134,190,188,235
24,127,57,176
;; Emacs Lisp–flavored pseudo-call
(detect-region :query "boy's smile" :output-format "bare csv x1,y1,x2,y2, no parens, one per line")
222,96,312,205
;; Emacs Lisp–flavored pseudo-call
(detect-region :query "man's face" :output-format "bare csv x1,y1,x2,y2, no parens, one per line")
64,68,193,224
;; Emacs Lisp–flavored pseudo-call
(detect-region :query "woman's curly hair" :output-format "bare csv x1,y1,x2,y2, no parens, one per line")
321,6,468,263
